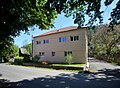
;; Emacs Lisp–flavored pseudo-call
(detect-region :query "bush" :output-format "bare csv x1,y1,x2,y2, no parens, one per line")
32,55,40,62
23,55,30,62
14,58,23,65
65,54,73,65
10,56,24,65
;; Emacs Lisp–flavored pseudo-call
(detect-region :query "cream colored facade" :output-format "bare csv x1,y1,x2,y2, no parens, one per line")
33,26,88,63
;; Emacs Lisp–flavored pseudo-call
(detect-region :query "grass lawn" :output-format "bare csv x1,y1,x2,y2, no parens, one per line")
52,64,85,67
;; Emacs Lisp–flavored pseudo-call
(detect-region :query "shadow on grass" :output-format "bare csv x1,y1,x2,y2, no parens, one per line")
0,69,120,88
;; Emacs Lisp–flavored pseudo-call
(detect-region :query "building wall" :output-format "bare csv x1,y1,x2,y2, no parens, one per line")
33,28,88,63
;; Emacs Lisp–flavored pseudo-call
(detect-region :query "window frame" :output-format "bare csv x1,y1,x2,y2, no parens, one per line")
59,37,67,42
64,51,72,56
43,40,49,44
70,36,79,41
39,52,45,56
36,41,41,44
52,52,55,56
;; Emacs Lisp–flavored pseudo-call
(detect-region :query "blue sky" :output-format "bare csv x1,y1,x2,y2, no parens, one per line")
14,13,77,47
14,0,118,47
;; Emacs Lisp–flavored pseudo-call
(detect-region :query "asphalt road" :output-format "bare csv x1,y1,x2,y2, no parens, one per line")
0,64,120,88
89,57,120,71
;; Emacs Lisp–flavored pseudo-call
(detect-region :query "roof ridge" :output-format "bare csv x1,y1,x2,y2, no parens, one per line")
34,26,78,38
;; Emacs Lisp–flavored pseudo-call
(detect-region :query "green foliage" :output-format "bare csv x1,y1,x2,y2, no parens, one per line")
10,56,24,65
1,0,120,63
65,54,74,65
0,41,19,62
0,0,57,54
91,25,120,61
45,0,120,27
33,55,40,62
14,56,24,59
52,64,84,67
14,58,23,65
23,55,30,63
23,43,32,56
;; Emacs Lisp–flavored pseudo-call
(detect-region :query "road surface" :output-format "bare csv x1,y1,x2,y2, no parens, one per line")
89,57,120,71
0,63,120,88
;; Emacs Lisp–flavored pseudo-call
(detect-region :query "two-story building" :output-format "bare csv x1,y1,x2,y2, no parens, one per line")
33,26,88,63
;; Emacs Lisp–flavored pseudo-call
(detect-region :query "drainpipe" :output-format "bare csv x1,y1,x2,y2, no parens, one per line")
32,35,33,59
84,28,89,72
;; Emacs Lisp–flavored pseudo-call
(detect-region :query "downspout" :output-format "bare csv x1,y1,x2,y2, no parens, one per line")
84,28,89,71
32,35,33,59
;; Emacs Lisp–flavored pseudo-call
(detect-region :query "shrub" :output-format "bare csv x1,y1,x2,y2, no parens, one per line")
13,56,24,65
23,55,30,62
32,55,40,62
65,54,73,65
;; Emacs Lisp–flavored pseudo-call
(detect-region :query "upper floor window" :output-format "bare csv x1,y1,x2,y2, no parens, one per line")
70,36,79,41
43,40,49,44
36,41,41,44
59,37,67,42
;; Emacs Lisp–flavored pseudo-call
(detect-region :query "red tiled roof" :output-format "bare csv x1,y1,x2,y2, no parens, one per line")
34,26,79,38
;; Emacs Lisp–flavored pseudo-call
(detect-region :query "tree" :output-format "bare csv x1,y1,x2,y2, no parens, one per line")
1,0,120,60
23,43,32,56
91,25,120,60
1,0,120,41
44,0,120,27
0,42,19,62
0,0,57,53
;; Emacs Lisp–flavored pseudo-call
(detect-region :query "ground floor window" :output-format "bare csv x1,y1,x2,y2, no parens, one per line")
52,52,55,56
39,52,45,56
64,51,72,56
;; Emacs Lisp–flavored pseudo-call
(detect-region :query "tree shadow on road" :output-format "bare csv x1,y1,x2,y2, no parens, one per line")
0,69,120,88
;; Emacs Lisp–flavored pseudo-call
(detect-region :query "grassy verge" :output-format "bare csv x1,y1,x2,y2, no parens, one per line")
9,62,85,72
52,64,85,67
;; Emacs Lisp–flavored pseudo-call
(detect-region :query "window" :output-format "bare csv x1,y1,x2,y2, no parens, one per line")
42,52,45,56
43,40,49,44
46,40,49,44
64,51,67,57
64,51,72,56
76,36,79,40
39,52,45,56
36,41,41,44
70,36,79,41
52,52,55,56
43,40,45,44
39,52,42,56
74,36,77,41
59,37,67,42
70,36,74,41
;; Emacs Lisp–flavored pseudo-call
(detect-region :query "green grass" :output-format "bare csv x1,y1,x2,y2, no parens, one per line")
14,56,24,59
52,64,85,67
9,62,84,72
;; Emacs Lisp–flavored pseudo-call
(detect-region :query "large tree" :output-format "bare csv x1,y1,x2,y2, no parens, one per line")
0,42,19,62
91,25,120,60
1,0,120,40
0,0,57,54
44,0,120,26
23,43,32,56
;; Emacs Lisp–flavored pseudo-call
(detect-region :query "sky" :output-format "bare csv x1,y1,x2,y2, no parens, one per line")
14,13,77,47
14,0,118,47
